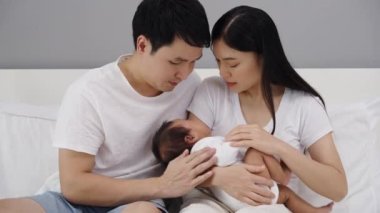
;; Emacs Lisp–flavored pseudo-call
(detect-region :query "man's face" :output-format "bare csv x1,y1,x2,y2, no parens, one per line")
141,37,203,94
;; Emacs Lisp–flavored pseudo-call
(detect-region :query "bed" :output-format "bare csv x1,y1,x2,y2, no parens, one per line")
0,68,379,212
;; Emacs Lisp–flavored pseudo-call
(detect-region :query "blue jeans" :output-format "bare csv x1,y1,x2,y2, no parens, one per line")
29,191,168,213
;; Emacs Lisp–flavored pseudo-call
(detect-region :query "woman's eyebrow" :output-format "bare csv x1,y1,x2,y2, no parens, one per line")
221,57,237,61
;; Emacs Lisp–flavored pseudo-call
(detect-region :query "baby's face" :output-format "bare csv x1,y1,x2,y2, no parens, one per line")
171,119,209,143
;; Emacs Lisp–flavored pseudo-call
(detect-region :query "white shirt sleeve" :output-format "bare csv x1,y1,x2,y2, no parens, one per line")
187,77,218,129
299,96,333,148
53,84,104,155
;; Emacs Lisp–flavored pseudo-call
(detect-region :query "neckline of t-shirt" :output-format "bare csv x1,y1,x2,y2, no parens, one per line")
233,88,289,132
114,54,171,102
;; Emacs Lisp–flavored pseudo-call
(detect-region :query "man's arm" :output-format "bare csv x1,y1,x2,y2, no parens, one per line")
59,149,161,206
59,147,216,206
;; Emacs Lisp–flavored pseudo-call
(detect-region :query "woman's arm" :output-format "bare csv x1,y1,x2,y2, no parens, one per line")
277,133,347,201
188,113,275,205
201,164,275,205
244,148,290,185
262,155,291,185
227,125,348,202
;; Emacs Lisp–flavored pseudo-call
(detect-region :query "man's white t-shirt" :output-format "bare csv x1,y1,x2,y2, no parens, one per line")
54,55,200,179
188,76,332,198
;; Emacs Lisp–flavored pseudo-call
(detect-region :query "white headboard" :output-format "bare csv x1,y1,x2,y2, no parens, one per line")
0,68,379,107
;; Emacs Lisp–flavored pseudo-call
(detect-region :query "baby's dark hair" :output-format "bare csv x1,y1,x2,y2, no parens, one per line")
152,121,193,164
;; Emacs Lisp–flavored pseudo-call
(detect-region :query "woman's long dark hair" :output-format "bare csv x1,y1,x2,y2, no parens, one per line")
211,6,325,134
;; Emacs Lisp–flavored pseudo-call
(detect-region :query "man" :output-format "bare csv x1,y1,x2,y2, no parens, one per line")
0,0,216,212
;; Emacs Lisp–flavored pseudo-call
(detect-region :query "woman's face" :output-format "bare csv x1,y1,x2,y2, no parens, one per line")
212,39,263,93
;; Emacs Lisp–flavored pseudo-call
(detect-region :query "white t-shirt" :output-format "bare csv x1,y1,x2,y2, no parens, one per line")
191,136,279,211
191,136,244,167
54,55,201,179
188,76,332,194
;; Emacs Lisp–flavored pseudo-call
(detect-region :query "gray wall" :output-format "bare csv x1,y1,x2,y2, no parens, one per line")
0,0,379,69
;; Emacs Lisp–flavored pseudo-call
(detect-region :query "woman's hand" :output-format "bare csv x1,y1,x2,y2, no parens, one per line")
212,164,275,205
226,124,283,156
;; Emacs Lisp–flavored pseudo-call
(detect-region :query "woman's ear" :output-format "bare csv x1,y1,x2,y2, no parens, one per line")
184,135,195,144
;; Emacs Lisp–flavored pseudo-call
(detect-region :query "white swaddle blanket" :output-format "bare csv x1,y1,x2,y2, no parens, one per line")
191,136,279,211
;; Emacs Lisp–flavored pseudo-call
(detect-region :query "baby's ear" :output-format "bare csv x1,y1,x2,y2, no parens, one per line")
184,135,195,144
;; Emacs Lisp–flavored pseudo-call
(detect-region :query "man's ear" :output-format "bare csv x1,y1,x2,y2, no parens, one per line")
184,135,195,144
135,35,151,54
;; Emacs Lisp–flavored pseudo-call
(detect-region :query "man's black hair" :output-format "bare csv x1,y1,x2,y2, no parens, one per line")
133,0,210,53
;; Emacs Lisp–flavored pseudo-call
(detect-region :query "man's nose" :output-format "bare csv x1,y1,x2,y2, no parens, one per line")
176,64,193,80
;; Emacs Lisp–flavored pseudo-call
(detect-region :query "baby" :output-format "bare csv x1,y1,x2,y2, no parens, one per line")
152,118,333,212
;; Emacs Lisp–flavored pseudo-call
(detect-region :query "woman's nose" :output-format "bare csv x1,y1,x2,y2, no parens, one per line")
219,65,231,79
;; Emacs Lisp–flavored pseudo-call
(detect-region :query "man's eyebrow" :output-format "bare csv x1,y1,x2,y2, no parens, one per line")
174,54,203,62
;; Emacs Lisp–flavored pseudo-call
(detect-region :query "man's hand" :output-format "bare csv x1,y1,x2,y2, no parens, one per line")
158,148,216,198
213,164,275,205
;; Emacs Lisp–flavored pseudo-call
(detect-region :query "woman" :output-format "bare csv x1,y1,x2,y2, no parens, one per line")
181,6,347,213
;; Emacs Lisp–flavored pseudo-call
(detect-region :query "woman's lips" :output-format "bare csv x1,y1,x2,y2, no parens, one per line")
226,82,237,87
169,81,179,87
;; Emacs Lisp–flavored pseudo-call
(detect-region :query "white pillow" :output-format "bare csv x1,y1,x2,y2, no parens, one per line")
0,102,59,198
366,98,380,212
295,98,380,213
329,101,377,212
0,101,58,120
